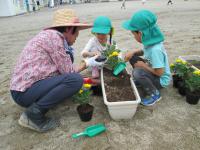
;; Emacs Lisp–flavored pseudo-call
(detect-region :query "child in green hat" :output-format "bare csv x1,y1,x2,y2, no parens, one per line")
122,10,171,106
81,16,114,78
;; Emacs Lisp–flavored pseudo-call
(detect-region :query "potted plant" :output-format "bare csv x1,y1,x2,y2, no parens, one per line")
73,84,93,122
170,59,184,88
102,41,123,71
179,55,200,70
185,70,200,105
170,59,194,96
101,42,141,120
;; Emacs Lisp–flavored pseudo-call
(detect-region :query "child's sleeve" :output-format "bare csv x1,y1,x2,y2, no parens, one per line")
81,38,94,57
151,48,165,69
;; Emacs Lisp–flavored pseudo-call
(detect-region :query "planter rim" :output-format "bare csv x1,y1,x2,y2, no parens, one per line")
101,68,141,106
178,55,200,71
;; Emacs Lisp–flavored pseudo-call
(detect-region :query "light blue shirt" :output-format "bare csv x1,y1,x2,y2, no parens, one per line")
143,42,171,87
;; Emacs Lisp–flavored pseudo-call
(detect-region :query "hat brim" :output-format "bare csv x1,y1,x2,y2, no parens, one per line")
46,23,92,30
122,20,138,31
92,27,111,34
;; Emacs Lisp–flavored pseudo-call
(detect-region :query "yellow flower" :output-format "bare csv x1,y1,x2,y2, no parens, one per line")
170,63,175,67
83,84,92,89
193,70,200,76
175,59,187,65
109,51,119,57
182,61,187,65
112,51,119,56
175,59,182,63
79,89,83,94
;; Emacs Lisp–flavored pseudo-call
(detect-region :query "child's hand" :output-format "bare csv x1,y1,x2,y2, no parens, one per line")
124,51,134,62
90,51,101,57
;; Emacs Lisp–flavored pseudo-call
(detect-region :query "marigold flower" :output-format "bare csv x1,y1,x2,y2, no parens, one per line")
83,84,92,89
182,61,187,65
112,51,119,56
175,59,182,63
109,51,119,57
193,70,200,76
170,63,175,67
79,89,83,94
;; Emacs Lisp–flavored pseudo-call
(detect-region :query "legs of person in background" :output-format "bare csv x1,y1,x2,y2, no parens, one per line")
69,0,76,4
121,0,126,9
167,0,173,5
36,1,40,10
142,0,146,5
49,0,54,8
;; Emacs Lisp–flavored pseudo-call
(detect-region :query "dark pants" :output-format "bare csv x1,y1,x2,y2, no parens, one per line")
133,68,162,96
10,73,83,109
130,56,162,96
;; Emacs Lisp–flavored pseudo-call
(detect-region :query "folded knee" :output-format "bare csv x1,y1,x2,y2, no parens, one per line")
132,68,145,80
63,73,83,88
71,73,83,88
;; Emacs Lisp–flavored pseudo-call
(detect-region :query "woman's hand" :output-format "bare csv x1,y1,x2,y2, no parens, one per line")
89,51,101,57
82,50,101,58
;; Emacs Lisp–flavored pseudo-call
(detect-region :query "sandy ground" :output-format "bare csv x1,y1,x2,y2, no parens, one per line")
0,0,200,149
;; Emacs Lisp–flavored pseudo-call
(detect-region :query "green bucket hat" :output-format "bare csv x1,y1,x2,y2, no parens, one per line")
122,10,164,46
92,16,112,34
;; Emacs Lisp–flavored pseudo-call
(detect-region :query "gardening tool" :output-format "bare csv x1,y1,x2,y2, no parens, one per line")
83,77,100,85
72,123,106,139
113,62,127,76
83,77,94,84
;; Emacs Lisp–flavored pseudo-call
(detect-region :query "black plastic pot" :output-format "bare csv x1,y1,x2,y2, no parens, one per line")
91,85,102,96
77,104,94,122
177,81,186,96
186,90,200,105
172,75,183,88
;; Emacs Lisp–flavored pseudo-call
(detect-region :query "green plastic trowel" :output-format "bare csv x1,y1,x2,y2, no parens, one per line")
72,124,106,139
113,62,127,76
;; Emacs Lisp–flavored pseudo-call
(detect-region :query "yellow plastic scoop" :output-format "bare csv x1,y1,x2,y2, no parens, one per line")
72,124,106,139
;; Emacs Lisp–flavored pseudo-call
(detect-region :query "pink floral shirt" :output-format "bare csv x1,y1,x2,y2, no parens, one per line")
10,29,75,92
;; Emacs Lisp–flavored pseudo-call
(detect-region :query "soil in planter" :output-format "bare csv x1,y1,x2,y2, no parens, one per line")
103,68,136,102
187,60,200,69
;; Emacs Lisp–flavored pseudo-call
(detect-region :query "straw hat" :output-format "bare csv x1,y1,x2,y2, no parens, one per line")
48,9,92,30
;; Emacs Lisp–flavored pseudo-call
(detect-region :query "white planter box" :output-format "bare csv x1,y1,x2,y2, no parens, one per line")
179,55,200,71
101,68,141,120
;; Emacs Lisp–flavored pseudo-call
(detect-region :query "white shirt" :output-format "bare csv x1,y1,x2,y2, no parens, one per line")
81,37,107,57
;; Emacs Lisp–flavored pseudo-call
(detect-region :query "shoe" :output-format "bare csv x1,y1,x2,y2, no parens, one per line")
18,103,59,132
141,91,162,106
